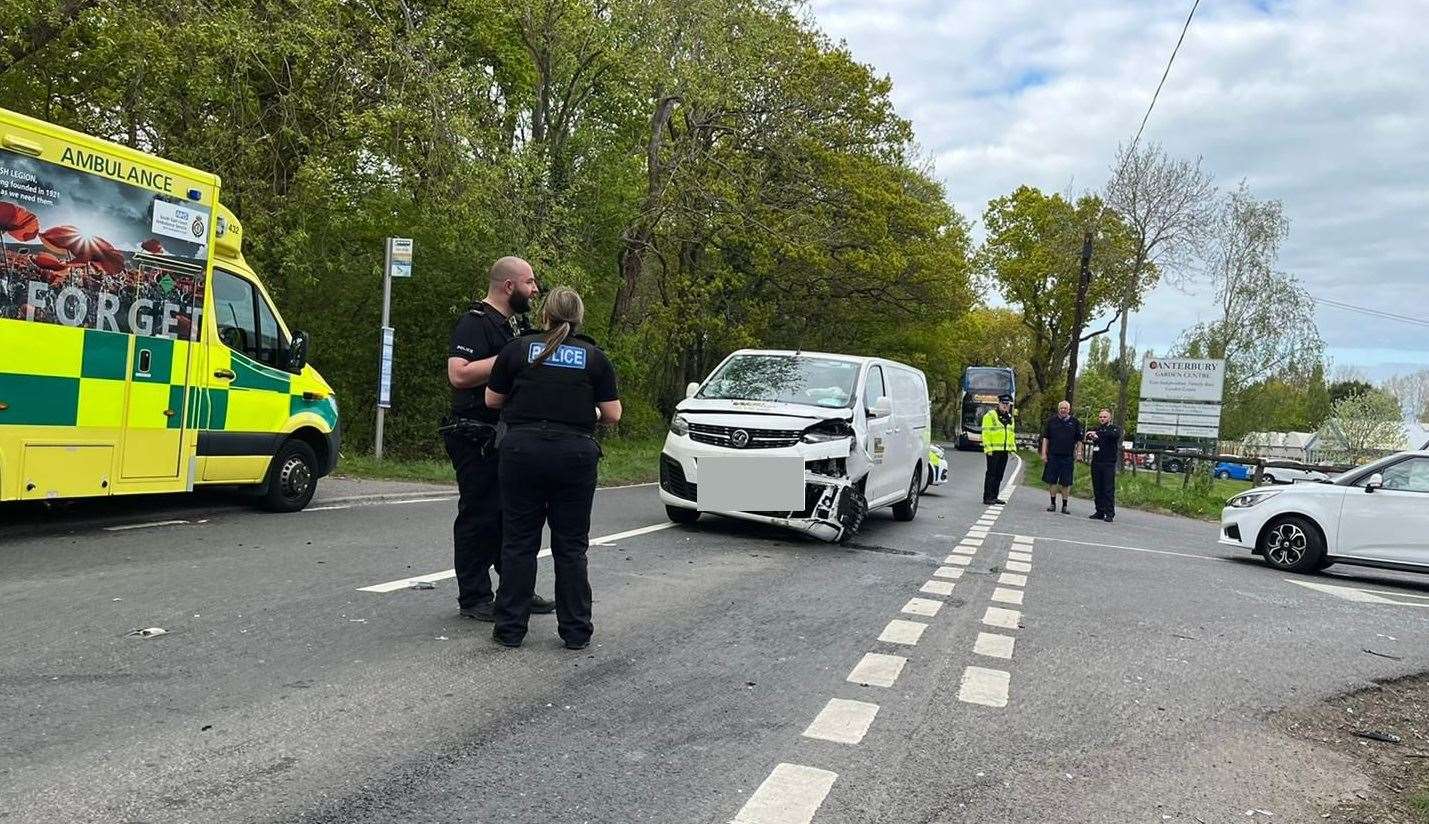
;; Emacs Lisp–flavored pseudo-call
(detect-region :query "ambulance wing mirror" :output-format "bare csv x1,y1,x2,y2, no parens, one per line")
869,396,893,419
285,331,310,374
685,382,700,399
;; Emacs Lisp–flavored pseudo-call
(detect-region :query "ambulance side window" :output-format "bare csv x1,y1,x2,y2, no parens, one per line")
213,269,287,368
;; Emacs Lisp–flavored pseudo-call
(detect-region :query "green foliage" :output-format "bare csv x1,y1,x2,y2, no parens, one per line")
0,0,971,458
1317,390,1407,463
1329,379,1376,405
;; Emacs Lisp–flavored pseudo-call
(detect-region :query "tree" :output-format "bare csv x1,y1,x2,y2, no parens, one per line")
978,186,1144,423
1316,391,1407,464
1104,141,1215,428
1380,370,1429,420
1329,379,1376,405
1178,183,1323,409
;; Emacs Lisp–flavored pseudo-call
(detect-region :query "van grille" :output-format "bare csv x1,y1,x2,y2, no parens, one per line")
687,422,801,449
660,455,697,501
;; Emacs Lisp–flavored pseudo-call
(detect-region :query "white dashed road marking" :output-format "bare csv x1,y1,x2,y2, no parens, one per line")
959,538,984,547
902,597,943,617
847,653,906,688
732,763,838,824
974,632,1016,659
879,619,928,646
104,520,189,531
998,572,1028,587
991,587,1025,605
1012,534,1033,544
982,606,1021,629
951,545,977,556
933,566,963,579
958,666,1011,707
1008,551,1033,563
945,555,973,567
802,698,880,745
1005,560,1032,573
920,579,955,596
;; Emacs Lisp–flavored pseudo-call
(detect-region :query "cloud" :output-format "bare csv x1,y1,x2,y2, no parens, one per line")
811,0,1429,373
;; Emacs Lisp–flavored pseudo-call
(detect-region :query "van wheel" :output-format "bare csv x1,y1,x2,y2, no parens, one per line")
666,505,700,525
259,439,318,513
893,467,921,521
1258,515,1325,573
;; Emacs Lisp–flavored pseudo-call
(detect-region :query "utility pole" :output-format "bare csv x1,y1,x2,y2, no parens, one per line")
1064,229,1094,406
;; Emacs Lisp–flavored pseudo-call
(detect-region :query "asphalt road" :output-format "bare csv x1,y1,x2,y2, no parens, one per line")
2,449,1427,824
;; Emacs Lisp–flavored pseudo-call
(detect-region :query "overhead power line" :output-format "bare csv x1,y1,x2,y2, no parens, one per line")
1311,296,1429,328
1127,0,1202,156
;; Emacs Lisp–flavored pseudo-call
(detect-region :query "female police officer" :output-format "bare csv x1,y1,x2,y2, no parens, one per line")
485,287,621,649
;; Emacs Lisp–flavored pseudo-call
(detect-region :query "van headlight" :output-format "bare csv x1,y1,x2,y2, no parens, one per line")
1229,489,1281,508
801,419,854,443
669,414,690,436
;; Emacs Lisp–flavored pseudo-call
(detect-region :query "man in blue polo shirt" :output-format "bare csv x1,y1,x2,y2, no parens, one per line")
1040,400,1083,514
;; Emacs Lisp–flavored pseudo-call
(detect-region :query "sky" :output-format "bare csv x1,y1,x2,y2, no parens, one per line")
809,0,1428,381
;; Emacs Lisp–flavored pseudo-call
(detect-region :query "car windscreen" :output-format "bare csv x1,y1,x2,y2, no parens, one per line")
697,355,861,409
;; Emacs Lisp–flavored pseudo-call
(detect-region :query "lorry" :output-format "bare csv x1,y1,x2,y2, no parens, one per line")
0,107,338,511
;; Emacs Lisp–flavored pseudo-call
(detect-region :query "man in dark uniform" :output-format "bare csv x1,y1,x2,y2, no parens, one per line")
1086,408,1123,522
443,256,555,621
1040,400,1083,514
486,287,620,650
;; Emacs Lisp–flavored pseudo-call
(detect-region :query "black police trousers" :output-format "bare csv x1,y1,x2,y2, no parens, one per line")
983,451,1010,502
1091,462,1117,518
494,428,600,645
443,427,502,609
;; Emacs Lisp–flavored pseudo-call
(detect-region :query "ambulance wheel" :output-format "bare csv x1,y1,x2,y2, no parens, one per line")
259,439,318,513
892,466,921,521
666,505,700,525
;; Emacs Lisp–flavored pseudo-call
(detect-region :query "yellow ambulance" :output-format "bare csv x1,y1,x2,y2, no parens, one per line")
0,107,338,511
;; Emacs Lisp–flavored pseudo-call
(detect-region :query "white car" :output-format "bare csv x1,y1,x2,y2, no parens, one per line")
1220,450,1429,574
659,350,930,543
1258,463,1331,485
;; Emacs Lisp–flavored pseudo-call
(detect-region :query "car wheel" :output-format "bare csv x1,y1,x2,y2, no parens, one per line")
1164,458,1183,473
1215,470,1230,479
1262,473,1278,485
1258,515,1325,573
666,505,700,525
258,439,319,512
892,467,921,522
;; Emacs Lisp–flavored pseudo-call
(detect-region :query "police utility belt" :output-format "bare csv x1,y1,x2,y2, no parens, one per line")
440,415,501,457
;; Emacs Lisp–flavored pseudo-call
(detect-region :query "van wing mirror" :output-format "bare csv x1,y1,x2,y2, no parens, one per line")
685,381,700,399
1365,472,1384,492
869,395,893,418
285,330,310,374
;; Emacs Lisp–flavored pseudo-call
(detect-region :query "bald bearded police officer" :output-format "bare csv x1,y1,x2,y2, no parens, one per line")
442,257,555,621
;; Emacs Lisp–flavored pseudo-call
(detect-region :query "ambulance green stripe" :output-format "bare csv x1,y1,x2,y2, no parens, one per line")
230,353,290,393
0,373,80,426
290,395,338,428
81,329,128,380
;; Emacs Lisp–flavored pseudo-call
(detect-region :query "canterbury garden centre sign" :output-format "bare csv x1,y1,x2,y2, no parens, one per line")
1136,357,1226,440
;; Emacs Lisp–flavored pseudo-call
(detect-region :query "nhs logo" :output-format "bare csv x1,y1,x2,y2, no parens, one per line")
529,342,587,369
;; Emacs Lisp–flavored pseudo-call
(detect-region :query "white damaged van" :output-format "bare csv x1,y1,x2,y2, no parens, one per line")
658,350,931,542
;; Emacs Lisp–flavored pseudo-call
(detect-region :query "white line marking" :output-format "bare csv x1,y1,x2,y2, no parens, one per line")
359,521,675,592
1008,551,1033,563
982,606,1021,629
304,504,353,512
976,519,996,526
1003,453,1024,496
920,579,955,596
933,566,963,580
967,528,989,537
902,597,944,617
991,587,1025,605
959,538,984,547
802,698,880,745
1287,579,1429,608
974,632,1016,659
104,520,189,531
958,666,1010,707
1005,561,1032,573
998,572,1028,587
879,619,928,646
950,545,977,556
945,555,973,566
731,763,839,824
383,497,460,505
1012,534,1033,544
939,557,970,571
847,653,906,688
988,531,1213,561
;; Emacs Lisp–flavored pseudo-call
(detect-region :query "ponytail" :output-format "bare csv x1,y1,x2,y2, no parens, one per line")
532,286,585,366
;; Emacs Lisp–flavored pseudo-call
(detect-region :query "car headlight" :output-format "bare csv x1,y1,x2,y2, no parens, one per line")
669,413,689,436
1228,489,1281,508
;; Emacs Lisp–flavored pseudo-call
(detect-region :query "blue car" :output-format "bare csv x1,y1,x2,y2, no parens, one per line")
1213,461,1253,481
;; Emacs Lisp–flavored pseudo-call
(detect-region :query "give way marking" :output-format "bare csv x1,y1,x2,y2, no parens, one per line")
357,521,675,593
1287,579,1429,609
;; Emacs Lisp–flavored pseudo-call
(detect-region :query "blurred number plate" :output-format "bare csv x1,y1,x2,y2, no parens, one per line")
697,455,804,512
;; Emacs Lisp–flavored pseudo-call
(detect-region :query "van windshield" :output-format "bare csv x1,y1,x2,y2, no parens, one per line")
697,355,861,409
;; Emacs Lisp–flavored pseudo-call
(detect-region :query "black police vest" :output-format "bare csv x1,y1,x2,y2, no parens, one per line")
503,334,600,433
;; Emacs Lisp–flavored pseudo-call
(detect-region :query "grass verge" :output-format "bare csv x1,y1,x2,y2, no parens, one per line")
1019,450,1251,521
336,435,666,489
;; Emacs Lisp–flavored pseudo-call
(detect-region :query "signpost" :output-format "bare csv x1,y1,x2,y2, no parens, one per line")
1135,356,1226,444
374,237,412,461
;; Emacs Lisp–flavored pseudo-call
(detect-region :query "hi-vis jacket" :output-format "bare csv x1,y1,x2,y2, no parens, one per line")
980,409,1017,454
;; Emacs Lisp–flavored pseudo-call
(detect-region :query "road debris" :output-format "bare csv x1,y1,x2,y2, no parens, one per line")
125,627,167,639
1351,729,1402,744
408,581,436,590
1362,648,1402,660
